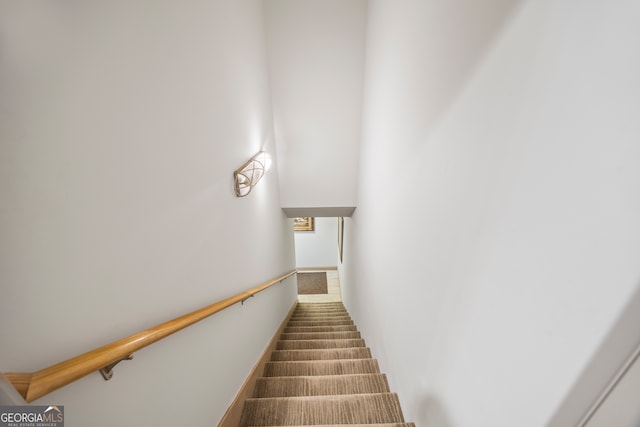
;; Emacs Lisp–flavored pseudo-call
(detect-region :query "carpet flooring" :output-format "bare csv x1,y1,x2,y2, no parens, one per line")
297,273,329,295
239,302,415,427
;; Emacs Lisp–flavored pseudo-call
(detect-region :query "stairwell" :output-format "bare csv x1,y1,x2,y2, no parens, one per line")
240,301,415,427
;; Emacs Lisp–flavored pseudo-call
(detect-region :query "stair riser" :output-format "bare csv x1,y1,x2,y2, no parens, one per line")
270,348,372,361
253,373,389,397
291,310,349,316
290,313,350,318
264,359,380,377
294,305,347,309
287,321,354,327
276,339,365,350
283,325,357,333
280,332,361,340
288,320,352,324
290,314,349,317
289,316,353,322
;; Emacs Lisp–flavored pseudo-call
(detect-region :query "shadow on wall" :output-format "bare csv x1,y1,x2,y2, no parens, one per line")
395,0,524,130
413,284,640,427
418,394,457,427
545,281,640,427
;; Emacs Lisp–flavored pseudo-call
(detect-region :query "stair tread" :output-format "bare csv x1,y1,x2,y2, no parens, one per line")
254,373,389,397
241,393,405,426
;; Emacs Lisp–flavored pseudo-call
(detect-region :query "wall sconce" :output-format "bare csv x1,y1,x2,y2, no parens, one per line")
233,151,272,197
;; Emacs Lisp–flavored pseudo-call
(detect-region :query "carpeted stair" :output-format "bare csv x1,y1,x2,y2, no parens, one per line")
240,302,415,427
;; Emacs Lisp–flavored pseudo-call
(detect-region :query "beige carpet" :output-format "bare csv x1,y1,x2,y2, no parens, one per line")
297,272,328,295
239,302,415,427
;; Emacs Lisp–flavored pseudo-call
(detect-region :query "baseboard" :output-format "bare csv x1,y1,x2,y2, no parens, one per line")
297,266,338,271
217,301,298,427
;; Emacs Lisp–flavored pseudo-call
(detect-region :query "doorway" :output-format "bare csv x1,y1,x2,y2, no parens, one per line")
293,217,343,302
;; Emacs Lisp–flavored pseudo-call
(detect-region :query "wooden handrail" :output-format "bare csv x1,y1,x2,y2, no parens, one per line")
4,270,297,403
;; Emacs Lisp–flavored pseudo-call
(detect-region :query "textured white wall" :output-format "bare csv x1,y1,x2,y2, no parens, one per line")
264,0,367,209
0,1,296,425
342,1,640,426
294,218,339,268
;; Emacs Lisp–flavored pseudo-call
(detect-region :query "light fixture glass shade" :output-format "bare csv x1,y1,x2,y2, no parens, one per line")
233,151,272,197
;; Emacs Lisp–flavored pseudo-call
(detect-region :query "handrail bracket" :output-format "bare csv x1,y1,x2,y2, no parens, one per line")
240,295,254,306
99,354,134,381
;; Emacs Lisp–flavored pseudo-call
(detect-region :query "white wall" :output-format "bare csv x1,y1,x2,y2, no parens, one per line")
0,1,297,426
336,216,352,290
294,217,339,268
264,0,367,209
342,1,640,426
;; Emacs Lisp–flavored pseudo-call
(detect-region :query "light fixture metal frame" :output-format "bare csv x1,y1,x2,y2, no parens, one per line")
233,151,272,197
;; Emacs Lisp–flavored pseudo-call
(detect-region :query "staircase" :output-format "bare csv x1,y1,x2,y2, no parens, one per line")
240,301,414,427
